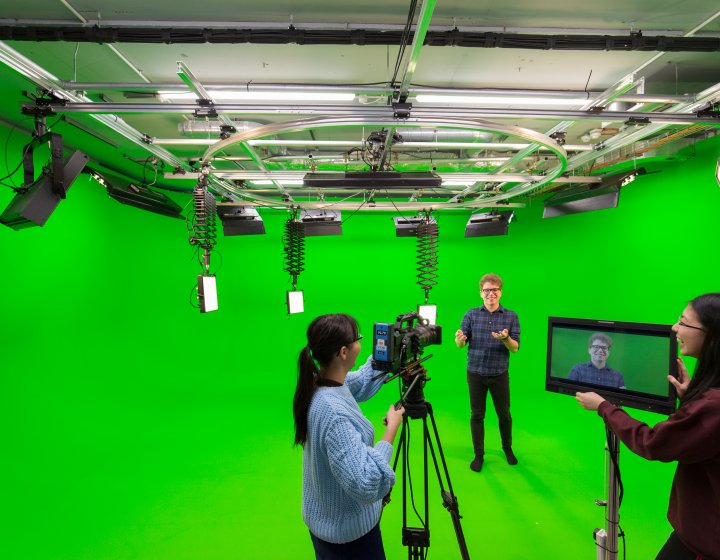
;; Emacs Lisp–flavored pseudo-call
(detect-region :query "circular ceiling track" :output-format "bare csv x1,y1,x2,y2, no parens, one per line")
201,116,568,211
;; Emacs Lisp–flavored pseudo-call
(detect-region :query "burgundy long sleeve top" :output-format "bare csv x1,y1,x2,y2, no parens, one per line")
598,388,720,560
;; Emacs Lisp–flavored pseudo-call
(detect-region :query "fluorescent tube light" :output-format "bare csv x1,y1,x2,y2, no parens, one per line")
159,91,355,102
414,95,589,106
442,179,480,186
249,180,305,186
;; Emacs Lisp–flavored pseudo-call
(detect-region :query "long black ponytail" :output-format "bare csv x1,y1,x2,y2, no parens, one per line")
292,313,359,446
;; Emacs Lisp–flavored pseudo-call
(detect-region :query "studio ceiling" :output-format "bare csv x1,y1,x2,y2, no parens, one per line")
1,0,719,211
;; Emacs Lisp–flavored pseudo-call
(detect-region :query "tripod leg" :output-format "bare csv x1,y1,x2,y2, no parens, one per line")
383,418,406,508
425,402,471,560
397,415,430,559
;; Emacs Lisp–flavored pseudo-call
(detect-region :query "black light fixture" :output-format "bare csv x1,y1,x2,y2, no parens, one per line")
464,211,514,237
543,168,645,218
217,203,265,235
393,215,427,237
303,171,441,189
299,209,342,236
1,142,88,230
89,169,184,219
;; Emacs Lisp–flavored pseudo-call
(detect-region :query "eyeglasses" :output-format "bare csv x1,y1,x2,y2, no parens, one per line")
337,334,363,355
590,345,609,352
481,288,501,295
677,320,706,332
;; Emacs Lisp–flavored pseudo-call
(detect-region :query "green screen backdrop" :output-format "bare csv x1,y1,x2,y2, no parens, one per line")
1,124,718,559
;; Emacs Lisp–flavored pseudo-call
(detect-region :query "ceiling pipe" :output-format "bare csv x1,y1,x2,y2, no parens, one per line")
4,18,719,37
2,25,719,51
180,120,266,134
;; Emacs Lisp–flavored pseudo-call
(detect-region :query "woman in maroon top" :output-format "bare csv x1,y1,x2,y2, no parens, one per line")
576,293,720,560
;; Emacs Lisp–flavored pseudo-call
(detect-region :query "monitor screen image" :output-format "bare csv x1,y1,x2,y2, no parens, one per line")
546,317,678,414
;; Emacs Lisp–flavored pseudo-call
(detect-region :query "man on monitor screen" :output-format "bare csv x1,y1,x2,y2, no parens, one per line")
568,333,626,388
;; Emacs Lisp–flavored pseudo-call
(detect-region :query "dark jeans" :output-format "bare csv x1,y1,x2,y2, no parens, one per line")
310,523,386,560
467,370,512,456
655,531,701,560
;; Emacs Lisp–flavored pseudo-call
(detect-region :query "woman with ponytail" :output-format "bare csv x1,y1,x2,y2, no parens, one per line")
293,313,405,559
576,293,720,560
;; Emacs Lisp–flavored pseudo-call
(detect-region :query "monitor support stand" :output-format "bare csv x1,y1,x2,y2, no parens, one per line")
594,431,620,560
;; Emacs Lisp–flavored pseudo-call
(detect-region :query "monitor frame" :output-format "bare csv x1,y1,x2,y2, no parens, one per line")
546,316,678,415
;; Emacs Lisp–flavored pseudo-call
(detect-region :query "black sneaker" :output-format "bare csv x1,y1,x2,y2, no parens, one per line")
503,447,518,465
470,456,484,472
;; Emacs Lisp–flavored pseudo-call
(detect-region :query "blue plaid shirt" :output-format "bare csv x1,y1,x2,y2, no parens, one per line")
460,305,520,375
567,362,625,388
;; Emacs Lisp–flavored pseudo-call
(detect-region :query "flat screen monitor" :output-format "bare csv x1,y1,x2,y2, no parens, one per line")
546,317,678,414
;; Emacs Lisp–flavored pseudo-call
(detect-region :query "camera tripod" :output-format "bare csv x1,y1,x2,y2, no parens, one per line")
387,367,471,560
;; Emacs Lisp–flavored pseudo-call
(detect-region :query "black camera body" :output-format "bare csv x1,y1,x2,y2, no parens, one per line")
372,311,442,373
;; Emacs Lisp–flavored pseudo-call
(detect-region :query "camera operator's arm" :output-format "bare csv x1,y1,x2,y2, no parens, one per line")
346,355,387,402
381,404,405,444
324,412,397,505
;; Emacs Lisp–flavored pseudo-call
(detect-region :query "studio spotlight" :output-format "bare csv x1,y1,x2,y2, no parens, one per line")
1,150,88,230
393,215,435,237
464,211,514,237
418,304,437,325
198,274,218,313
299,209,342,236
88,168,183,219
542,168,645,218
217,203,265,235
287,290,305,314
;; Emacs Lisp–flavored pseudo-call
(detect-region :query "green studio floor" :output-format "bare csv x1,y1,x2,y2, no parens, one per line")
2,374,677,559
2,129,719,559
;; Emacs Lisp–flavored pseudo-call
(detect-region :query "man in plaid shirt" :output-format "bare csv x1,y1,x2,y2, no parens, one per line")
455,273,521,473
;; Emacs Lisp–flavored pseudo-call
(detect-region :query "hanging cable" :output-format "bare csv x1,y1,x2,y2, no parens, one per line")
283,208,305,291
390,0,419,88
416,210,438,304
188,164,217,274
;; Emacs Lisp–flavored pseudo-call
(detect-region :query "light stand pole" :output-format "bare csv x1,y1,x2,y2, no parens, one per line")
594,431,620,560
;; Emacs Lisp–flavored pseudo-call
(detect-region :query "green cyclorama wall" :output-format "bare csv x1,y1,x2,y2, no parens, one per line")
1,126,718,560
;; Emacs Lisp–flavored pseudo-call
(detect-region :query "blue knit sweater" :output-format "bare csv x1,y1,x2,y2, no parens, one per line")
302,356,396,544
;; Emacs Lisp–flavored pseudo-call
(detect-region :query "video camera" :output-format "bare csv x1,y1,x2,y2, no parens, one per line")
372,311,442,373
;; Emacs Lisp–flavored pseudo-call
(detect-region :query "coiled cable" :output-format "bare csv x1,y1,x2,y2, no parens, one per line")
189,171,217,273
283,209,305,290
416,212,439,303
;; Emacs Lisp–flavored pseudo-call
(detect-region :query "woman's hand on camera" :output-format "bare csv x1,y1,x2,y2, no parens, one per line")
381,404,405,444
384,404,405,428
